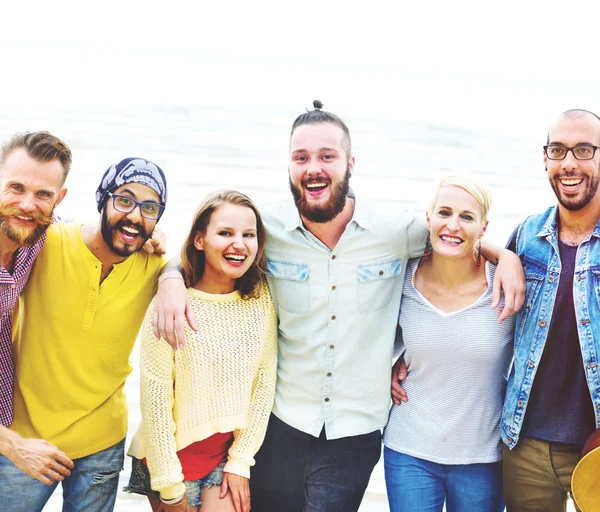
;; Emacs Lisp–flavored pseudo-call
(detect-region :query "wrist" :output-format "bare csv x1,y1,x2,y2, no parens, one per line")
158,272,185,286
0,427,20,458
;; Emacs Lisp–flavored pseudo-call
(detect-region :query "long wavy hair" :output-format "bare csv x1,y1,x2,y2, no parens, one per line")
180,190,267,298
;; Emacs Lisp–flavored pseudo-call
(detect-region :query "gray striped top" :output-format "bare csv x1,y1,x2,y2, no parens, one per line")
383,258,515,464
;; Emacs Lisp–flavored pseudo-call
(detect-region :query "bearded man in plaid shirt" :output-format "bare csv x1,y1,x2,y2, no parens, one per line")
0,131,73,482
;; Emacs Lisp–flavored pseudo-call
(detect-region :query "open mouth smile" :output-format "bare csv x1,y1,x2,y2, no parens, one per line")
223,253,247,266
439,235,463,246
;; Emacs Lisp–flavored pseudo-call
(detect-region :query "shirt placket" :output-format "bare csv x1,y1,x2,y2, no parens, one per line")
322,251,338,431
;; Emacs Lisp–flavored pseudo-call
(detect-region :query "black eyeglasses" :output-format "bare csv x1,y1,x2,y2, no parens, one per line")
108,192,164,220
543,144,600,161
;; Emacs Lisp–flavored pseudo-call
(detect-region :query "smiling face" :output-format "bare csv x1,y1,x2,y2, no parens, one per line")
0,148,66,246
427,185,488,261
100,182,160,257
193,203,259,293
545,113,600,212
288,122,354,223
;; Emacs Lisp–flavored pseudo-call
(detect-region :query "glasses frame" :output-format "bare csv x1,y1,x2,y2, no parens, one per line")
543,144,600,161
107,192,165,220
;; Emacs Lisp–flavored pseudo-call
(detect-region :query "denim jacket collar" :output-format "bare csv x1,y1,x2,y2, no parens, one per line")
536,204,600,241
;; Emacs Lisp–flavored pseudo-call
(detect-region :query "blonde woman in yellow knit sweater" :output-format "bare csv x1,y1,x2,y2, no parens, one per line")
126,190,278,512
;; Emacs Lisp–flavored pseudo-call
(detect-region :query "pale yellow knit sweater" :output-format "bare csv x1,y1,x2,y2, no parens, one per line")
128,281,278,499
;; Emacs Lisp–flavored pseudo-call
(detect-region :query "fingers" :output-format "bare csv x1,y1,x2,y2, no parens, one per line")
54,451,74,470
491,277,501,309
184,297,198,332
231,487,242,512
220,477,229,499
391,384,408,405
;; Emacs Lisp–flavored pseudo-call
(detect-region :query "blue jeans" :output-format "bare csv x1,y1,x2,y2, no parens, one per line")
251,414,381,512
384,447,505,512
0,438,125,512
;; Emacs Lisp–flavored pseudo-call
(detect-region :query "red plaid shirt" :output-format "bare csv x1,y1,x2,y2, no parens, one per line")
0,231,48,426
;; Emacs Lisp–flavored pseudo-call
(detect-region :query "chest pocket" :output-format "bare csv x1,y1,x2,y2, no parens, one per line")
267,259,310,315
523,257,546,309
357,258,402,313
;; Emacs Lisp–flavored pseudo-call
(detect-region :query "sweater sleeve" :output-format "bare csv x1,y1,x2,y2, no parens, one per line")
224,290,278,478
138,305,187,499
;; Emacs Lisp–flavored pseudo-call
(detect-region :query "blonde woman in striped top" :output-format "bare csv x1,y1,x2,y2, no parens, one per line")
383,176,515,512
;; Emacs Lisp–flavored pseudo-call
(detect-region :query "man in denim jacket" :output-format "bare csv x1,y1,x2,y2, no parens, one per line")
501,109,600,511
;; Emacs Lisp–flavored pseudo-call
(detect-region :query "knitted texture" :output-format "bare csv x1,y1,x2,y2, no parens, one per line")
128,281,278,497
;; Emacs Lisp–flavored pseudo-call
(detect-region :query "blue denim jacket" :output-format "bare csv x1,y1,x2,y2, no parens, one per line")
501,205,600,448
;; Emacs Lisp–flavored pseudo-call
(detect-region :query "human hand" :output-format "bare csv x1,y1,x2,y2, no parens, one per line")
156,494,194,512
144,226,168,256
152,274,197,350
492,249,525,322
9,436,74,485
220,472,250,512
391,357,408,406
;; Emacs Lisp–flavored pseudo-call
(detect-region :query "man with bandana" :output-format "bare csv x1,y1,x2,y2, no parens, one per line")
0,157,168,512
154,102,526,512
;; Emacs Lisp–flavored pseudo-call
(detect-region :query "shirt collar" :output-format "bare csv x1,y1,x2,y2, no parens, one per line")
281,191,371,232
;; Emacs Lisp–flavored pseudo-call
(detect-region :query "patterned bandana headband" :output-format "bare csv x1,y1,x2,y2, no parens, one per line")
95,157,168,212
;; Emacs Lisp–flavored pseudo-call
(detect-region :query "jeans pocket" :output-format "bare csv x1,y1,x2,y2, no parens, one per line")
267,259,310,314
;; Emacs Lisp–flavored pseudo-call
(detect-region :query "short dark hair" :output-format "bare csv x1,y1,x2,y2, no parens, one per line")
0,131,72,185
290,100,352,157
547,109,600,144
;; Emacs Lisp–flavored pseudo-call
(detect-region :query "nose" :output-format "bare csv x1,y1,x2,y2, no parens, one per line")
19,192,37,213
561,150,578,171
306,158,321,176
447,215,460,231
232,234,245,249
125,205,143,223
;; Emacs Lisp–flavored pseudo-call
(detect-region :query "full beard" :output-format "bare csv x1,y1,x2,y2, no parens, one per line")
0,205,52,246
101,209,151,257
551,168,600,211
289,166,351,223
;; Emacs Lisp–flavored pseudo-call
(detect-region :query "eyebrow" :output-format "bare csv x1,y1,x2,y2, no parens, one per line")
292,147,340,154
438,205,477,215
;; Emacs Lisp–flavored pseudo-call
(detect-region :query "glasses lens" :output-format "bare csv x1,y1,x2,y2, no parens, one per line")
114,196,135,212
141,203,161,219
546,145,566,159
573,146,595,160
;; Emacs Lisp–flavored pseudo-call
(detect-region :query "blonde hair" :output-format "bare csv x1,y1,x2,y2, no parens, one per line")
180,190,266,299
428,175,492,221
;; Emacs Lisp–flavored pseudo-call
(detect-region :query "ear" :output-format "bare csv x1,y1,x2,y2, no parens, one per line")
347,156,355,176
425,211,431,230
480,220,489,238
543,149,548,171
193,231,204,251
55,187,68,208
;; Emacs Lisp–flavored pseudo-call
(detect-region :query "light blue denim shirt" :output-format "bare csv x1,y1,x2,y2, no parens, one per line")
501,205,600,448
261,196,427,439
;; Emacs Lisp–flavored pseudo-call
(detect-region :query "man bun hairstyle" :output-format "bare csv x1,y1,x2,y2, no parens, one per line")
290,100,352,158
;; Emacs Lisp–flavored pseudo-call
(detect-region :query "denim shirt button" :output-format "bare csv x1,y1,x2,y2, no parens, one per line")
548,276,555,283
517,400,524,407
539,320,547,327
528,361,535,368
508,437,513,444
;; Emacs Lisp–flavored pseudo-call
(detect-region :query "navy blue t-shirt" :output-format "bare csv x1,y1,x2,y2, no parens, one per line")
508,229,595,444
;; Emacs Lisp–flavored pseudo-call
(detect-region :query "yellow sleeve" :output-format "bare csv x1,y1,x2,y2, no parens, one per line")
138,305,186,499
224,288,278,478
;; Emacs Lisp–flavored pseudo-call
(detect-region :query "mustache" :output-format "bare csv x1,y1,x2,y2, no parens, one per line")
0,205,52,226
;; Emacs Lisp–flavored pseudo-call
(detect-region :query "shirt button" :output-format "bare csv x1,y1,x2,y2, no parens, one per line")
331,255,336,260
517,400,524,407
539,320,546,327
528,361,535,368
327,372,332,377
378,270,384,276
581,319,591,325
324,397,330,402
331,285,336,291
10,284,16,289
329,344,335,350
331,315,336,320
508,437,513,444
548,276,555,283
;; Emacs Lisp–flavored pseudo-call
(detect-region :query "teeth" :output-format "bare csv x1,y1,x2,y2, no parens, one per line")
16,215,33,220
441,235,462,243
121,226,139,234
561,178,583,186
306,182,327,189
224,254,246,261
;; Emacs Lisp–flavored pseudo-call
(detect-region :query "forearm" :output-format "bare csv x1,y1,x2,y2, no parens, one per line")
480,239,503,265
0,425,19,459
158,257,184,279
